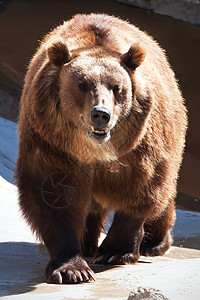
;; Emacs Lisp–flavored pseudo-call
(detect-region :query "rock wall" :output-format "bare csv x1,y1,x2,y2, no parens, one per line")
116,0,200,25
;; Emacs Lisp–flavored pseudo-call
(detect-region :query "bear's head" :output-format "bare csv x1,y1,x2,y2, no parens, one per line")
33,40,148,163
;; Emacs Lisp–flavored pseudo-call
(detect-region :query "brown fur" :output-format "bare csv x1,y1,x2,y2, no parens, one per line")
16,14,187,284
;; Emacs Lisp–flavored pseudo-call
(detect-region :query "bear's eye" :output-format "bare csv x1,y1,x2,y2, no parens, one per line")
112,85,120,95
78,81,88,92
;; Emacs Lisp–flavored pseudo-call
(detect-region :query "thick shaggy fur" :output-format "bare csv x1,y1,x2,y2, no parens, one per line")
16,14,187,284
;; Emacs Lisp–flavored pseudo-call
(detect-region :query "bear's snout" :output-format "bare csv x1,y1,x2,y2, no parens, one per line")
86,107,111,141
91,107,111,128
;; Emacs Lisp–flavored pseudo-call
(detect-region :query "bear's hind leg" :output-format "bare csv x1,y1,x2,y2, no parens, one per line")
81,201,107,257
140,199,175,257
92,212,144,265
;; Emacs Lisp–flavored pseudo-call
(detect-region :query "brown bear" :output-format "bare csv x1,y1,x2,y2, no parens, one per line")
16,13,187,284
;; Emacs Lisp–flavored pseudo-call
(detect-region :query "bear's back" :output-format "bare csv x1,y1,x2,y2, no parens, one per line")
43,14,160,55
28,13,168,98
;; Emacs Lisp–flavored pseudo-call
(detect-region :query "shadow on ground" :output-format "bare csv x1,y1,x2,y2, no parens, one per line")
0,242,119,297
0,242,46,296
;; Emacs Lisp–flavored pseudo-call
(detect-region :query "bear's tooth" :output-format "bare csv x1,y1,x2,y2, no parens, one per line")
91,127,109,134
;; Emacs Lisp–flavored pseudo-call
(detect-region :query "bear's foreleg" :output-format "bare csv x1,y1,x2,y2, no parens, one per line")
92,212,144,264
17,172,95,284
44,217,96,284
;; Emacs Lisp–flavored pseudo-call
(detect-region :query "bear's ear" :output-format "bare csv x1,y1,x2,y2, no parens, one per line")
121,44,145,71
47,41,71,67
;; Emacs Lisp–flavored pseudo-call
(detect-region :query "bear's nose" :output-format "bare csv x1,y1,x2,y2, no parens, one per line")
91,107,111,127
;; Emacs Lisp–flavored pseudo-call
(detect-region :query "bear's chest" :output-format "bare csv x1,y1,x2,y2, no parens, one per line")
92,162,139,210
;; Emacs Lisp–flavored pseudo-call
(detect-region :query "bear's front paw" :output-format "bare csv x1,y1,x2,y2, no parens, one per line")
45,255,96,284
92,248,139,265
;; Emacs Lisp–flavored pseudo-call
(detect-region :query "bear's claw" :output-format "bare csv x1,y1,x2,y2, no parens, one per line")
46,255,96,284
92,252,139,265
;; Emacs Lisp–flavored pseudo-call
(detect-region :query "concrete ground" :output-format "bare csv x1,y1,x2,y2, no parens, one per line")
1,176,200,300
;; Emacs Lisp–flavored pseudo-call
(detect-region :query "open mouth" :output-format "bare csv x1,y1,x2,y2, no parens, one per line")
81,117,111,141
89,126,110,140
